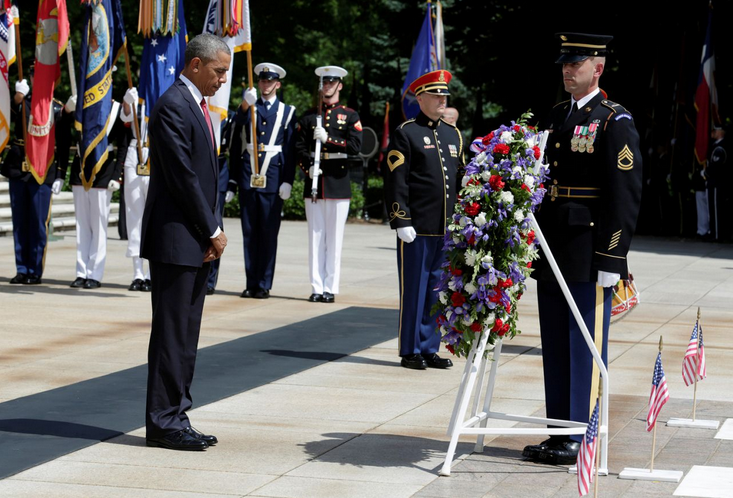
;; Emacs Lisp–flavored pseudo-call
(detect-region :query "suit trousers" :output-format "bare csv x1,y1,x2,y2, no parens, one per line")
397,235,444,357
72,186,112,282
239,189,283,291
146,260,209,438
304,198,349,295
9,178,52,277
537,279,611,442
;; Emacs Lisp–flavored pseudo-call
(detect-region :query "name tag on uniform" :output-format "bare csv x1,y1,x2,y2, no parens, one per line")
250,174,267,189
448,144,458,157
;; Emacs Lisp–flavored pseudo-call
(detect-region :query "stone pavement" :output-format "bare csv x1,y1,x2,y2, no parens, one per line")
0,219,732,497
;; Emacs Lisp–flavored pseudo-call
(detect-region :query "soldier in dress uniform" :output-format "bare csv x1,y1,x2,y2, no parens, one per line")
706,126,728,241
1,61,74,285
384,69,463,370
295,65,362,303
68,101,125,289
523,33,642,465
229,63,296,299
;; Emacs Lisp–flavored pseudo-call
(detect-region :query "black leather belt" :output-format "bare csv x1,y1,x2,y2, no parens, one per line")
549,185,600,201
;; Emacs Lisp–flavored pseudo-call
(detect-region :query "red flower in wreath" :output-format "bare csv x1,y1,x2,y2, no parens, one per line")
451,292,466,307
493,143,510,155
464,202,481,216
470,322,482,333
533,145,541,159
489,175,505,191
491,318,504,332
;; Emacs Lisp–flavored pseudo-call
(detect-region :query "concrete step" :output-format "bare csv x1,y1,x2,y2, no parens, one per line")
0,202,120,236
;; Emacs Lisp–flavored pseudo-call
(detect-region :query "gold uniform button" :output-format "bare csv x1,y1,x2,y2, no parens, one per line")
262,121,267,126
260,131,265,135
553,161,558,167
555,142,561,148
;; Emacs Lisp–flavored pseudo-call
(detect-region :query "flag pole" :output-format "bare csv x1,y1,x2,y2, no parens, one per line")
122,44,145,173
593,381,603,498
246,49,260,176
692,307,701,421
650,335,663,472
13,14,28,168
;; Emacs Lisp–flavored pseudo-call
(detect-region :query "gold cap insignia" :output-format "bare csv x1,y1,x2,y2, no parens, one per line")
439,71,445,82
560,35,568,41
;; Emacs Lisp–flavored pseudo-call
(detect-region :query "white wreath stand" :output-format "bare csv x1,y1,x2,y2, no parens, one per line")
439,212,609,477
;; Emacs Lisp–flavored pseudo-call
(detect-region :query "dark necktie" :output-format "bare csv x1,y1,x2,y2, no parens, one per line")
264,100,271,111
200,98,215,148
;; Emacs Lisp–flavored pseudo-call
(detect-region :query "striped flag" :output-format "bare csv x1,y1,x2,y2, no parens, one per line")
646,351,669,431
682,322,707,386
577,400,599,497
693,5,719,166
0,3,17,155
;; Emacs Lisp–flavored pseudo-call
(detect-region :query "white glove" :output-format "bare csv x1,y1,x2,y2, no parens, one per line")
225,191,235,203
51,179,63,195
107,180,121,192
64,94,77,113
308,166,323,179
597,271,620,288
123,87,139,106
15,79,29,96
140,147,149,165
397,226,417,244
243,87,257,106
279,182,292,200
313,126,328,144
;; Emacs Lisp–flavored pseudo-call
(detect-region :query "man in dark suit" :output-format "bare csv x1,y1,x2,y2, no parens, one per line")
140,34,230,451
523,33,642,465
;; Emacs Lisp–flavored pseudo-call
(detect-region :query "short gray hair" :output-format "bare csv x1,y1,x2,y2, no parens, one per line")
185,34,231,65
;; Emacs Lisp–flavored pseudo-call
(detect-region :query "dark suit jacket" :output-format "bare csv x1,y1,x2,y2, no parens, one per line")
140,79,220,268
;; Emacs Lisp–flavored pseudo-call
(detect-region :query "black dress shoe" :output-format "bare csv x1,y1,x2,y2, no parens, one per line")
401,354,427,370
206,287,216,295
9,273,27,284
241,289,255,298
537,440,580,465
184,426,218,446
146,430,208,451
128,278,143,291
522,437,559,460
71,277,87,288
424,353,453,369
83,279,101,289
254,289,270,299
24,274,42,285
322,291,335,303
141,279,152,292
308,293,323,302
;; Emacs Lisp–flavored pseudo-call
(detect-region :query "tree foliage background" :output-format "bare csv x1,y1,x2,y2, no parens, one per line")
12,0,732,172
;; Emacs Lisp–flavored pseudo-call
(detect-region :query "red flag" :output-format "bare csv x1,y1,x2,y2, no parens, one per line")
577,400,599,497
646,351,669,431
378,101,389,173
694,6,719,166
25,0,69,184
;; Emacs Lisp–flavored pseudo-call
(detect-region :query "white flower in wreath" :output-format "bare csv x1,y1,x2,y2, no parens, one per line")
481,254,493,266
480,170,491,182
448,279,459,291
465,249,477,266
439,291,448,304
453,236,462,245
500,131,513,143
514,209,525,223
512,166,523,178
500,191,514,205
483,312,496,327
462,175,472,188
525,134,537,148
463,315,474,326
465,281,477,295
475,212,488,227
459,216,470,227
524,175,535,189
476,151,487,165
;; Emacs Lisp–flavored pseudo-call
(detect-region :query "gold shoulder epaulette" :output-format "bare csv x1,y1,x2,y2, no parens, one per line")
601,99,629,115
398,118,416,130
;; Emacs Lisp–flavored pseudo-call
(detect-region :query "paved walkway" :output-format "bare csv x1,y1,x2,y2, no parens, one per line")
0,220,732,497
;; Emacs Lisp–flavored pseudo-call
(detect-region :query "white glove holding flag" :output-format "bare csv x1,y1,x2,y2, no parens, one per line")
243,87,257,106
225,191,235,203
279,182,292,200
597,271,620,288
51,179,63,195
308,166,323,179
15,79,29,96
107,180,121,192
313,126,328,144
124,87,139,106
397,226,417,244
64,95,77,113
140,147,149,165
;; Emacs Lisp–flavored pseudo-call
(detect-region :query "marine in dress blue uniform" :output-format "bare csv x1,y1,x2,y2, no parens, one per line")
294,66,362,303
523,33,643,465
229,63,297,299
384,70,464,370
2,64,73,285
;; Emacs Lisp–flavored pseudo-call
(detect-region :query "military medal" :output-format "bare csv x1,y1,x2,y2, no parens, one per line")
586,123,598,154
571,126,581,152
250,174,267,189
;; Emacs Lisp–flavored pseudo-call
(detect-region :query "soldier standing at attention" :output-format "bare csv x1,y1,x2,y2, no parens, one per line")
228,63,297,299
295,66,362,304
384,70,463,370
523,33,642,465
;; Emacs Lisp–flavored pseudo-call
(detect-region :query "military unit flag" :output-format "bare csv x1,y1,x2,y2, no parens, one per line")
400,2,439,120
26,0,68,184
682,321,707,386
577,400,600,497
646,351,669,431
0,2,17,155
694,5,719,166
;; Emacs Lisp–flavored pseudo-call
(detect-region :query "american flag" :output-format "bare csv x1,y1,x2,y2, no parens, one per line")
682,322,707,386
577,400,599,497
646,352,669,431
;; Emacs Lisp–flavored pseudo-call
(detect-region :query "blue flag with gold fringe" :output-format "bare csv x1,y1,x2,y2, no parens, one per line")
74,0,126,190
139,0,187,118
401,2,438,120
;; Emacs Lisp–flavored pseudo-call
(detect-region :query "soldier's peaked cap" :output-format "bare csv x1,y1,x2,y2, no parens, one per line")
555,32,613,63
315,66,348,82
255,63,286,80
409,70,452,96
